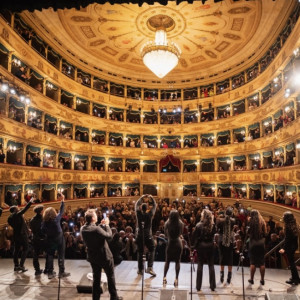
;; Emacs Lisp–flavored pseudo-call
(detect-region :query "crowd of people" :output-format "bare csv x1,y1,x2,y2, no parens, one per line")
0,195,298,298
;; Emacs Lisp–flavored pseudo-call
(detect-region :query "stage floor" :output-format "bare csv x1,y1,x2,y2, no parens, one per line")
0,258,299,299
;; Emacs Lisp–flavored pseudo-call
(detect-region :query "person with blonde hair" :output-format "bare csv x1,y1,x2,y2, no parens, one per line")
192,208,216,291
247,209,267,285
42,194,70,279
279,211,299,285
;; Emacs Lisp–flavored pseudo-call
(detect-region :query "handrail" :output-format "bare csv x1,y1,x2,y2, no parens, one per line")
264,239,284,258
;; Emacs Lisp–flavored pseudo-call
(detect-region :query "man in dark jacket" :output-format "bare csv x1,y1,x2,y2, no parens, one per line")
8,198,34,272
80,209,122,300
30,204,45,275
135,194,157,276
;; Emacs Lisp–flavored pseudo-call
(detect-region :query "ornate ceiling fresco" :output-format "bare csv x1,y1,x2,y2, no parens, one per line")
24,0,293,84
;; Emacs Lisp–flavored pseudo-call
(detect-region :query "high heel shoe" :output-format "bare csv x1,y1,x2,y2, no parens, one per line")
174,279,178,287
248,279,254,285
163,277,167,286
260,279,265,285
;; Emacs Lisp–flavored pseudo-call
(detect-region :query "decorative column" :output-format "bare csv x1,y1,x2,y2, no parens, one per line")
258,90,262,106
87,156,92,171
57,88,62,104
70,184,74,200
87,184,91,198
71,154,75,170
22,142,27,165
246,155,250,170
3,138,7,163
122,158,126,172
124,109,127,123
104,183,108,198
8,52,13,73
141,88,144,100
90,76,94,91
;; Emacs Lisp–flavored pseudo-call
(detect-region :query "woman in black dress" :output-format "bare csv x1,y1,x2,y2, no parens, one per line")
163,209,184,287
192,208,216,291
248,209,266,285
279,211,299,285
216,207,235,284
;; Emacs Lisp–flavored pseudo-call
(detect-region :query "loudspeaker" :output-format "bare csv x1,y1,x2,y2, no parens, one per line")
160,289,188,300
76,273,108,294
265,293,299,300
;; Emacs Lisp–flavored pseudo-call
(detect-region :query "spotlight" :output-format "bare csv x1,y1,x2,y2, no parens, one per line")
284,88,291,98
20,95,25,102
293,72,300,86
1,83,8,92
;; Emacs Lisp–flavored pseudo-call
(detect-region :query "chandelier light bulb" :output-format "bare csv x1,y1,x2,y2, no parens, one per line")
141,29,181,78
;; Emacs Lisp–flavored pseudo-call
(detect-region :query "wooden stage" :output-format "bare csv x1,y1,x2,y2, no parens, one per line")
0,259,298,299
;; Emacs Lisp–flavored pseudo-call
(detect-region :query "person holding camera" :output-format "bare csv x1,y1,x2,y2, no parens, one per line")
8,197,34,272
135,194,157,276
80,209,123,300
41,194,70,279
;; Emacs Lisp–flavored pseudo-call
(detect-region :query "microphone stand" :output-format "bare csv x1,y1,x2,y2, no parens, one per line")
237,227,248,300
141,221,145,300
189,250,195,300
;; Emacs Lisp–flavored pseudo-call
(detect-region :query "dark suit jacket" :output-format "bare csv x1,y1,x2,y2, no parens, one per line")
80,223,113,265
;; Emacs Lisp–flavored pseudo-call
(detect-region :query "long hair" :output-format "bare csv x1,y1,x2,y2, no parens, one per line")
43,207,57,222
222,206,234,247
248,209,266,240
166,209,182,240
200,208,214,235
283,211,298,236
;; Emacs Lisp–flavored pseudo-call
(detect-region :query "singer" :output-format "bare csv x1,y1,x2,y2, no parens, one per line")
279,211,299,285
135,194,156,276
80,209,123,300
247,209,266,285
163,209,184,287
216,207,235,284
8,197,34,272
192,208,216,291
42,194,70,279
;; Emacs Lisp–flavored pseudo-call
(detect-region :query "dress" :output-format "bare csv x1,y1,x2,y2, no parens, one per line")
216,217,235,266
248,227,265,267
164,218,183,262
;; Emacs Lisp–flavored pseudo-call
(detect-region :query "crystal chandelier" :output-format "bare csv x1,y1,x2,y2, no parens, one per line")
141,26,181,79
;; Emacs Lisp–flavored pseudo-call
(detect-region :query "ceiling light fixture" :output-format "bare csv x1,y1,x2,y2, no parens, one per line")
141,15,181,79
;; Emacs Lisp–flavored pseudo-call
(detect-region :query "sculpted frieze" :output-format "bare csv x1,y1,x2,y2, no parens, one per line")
1,27,9,41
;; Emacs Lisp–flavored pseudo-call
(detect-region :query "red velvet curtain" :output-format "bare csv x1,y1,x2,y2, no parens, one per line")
160,155,181,170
